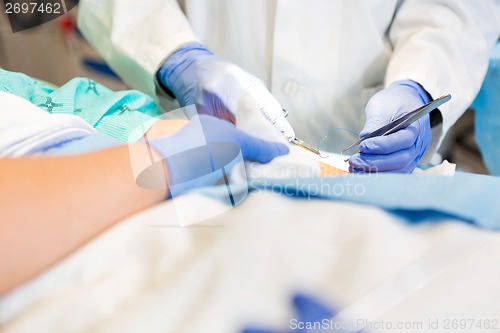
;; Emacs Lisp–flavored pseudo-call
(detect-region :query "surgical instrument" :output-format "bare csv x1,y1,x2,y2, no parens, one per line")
341,94,452,155
282,109,329,158
292,138,328,158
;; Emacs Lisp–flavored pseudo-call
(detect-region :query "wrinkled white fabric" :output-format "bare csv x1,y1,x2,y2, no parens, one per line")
0,92,96,157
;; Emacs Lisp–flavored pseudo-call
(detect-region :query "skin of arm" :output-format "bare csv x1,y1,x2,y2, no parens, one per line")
146,119,188,139
0,117,291,295
0,121,188,296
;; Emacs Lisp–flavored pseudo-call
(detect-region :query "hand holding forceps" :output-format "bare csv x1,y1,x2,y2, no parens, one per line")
342,94,452,159
284,94,451,162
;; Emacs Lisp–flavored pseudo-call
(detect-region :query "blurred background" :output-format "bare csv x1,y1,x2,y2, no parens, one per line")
0,2,127,91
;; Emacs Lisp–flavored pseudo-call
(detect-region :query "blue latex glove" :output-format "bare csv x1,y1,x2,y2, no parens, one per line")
145,115,289,197
349,80,432,173
157,42,296,141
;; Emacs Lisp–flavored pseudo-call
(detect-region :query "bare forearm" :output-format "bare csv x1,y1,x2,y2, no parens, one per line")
146,119,188,138
0,145,165,295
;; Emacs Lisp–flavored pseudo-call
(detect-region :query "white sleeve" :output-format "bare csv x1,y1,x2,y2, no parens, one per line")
386,0,500,158
78,0,199,98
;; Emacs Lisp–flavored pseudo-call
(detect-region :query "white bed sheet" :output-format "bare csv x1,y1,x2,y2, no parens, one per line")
1,192,499,333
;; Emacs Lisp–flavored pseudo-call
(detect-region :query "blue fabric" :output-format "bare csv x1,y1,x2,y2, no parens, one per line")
293,294,335,325
242,293,337,333
473,42,500,176
247,172,500,230
46,133,122,156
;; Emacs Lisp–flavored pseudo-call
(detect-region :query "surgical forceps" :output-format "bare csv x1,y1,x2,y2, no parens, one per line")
282,109,328,158
341,94,452,158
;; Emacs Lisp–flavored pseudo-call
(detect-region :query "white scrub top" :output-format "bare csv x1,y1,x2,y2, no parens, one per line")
0,92,96,157
78,0,500,159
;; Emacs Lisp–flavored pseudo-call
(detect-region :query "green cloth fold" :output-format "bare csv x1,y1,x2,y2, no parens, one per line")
0,69,161,142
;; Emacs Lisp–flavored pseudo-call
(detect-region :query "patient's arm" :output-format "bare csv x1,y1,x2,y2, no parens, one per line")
145,119,188,139
0,143,166,296
0,116,289,295
0,119,191,296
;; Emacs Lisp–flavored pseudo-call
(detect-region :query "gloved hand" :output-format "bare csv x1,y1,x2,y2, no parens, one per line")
157,42,296,142
146,115,289,196
349,80,432,173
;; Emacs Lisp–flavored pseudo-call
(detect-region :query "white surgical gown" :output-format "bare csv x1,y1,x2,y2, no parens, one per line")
78,0,500,159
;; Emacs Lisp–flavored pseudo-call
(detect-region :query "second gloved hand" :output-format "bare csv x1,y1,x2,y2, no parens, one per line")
349,80,432,173
157,42,295,142
146,115,289,196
